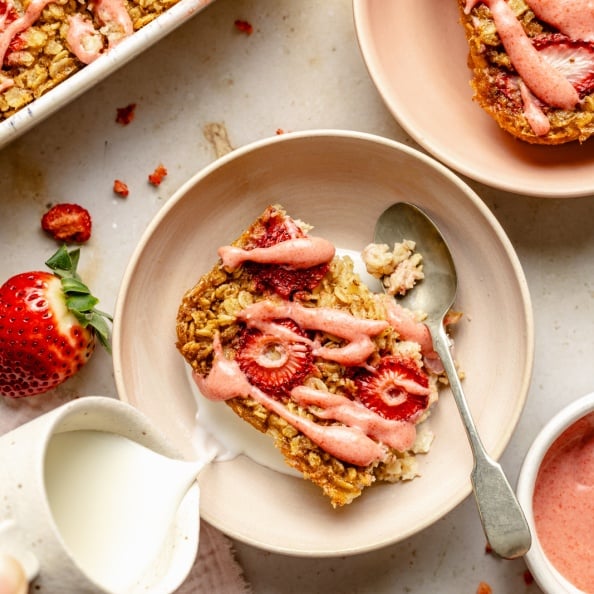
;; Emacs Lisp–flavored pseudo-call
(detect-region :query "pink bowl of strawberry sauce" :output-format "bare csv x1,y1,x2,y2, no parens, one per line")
517,392,594,594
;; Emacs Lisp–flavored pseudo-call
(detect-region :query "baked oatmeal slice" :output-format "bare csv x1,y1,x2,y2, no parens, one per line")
176,205,443,507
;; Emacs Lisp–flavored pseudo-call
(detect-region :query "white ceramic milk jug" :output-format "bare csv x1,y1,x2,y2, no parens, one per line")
0,396,206,593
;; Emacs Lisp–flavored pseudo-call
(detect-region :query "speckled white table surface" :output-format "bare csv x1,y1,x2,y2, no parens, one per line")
1,0,593,592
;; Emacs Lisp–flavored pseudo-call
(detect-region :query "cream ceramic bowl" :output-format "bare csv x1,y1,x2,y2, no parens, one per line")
113,129,534,556
517,392,594,594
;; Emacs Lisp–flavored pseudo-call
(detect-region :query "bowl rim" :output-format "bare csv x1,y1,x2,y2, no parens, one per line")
517,391,594,594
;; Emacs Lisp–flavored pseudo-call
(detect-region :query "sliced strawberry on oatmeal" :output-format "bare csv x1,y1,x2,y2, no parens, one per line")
534,35,594,97
235,318,313,397
354,355,431,422
240,208,330,298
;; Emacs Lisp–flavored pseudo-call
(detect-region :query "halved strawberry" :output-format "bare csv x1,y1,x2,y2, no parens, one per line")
0,246,112,398
354,355,430,421
534,34,594,97
41,203,92,243
235,319,313,397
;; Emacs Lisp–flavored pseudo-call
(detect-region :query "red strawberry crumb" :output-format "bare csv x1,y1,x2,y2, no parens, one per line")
7,34,25,55
234,19,253,35
148,164,167,186
113,179,129,198
485,542,493,554
251,263,328,299
41,203,92,243
116,103,136,125
276,128,285,135
523,569,534,585
476,582,492,594
0,1,18,25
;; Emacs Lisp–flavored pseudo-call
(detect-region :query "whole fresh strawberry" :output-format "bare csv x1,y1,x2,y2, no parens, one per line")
0,246,112,398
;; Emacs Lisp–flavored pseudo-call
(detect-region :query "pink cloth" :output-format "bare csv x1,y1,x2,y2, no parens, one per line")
0,393,251,594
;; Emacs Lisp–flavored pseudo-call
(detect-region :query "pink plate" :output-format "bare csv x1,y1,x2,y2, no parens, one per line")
353,0,594,198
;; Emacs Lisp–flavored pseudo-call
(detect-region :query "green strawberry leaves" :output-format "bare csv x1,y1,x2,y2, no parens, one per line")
45,245,113,353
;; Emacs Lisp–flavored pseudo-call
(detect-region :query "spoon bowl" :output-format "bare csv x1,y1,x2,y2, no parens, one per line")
375,203,457,324
375,202,532,560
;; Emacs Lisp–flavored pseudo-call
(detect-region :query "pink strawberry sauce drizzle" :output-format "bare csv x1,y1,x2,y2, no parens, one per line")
62,0,133,64
194,335,415,467
0,0,54,77
66,14,103,65
464,0,594,135
219,236,336,271
194,232,438,466
238,299,388,367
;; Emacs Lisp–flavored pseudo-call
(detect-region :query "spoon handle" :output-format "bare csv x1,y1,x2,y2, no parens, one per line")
430,323,532,560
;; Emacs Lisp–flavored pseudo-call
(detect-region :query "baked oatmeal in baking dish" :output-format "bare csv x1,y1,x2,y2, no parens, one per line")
176,205,458,507
0,0,192,121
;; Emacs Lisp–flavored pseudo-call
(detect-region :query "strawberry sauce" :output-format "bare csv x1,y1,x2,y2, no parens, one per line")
291,385,417,453
527,0,594,43
66,14,103,64
194,336,415,467
238,299,388,367
0,0,133,69
533,412,594,592
219,236,335,270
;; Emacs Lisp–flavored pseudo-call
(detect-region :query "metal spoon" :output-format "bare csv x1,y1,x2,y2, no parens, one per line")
374,202,531,560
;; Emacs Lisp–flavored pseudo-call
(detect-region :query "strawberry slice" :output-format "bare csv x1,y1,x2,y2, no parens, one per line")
354,355,430,421
245,209,329,298
235,319,313,397
492,35,594,110
0,246,112,398
534,35,594,97
41,203,92,243
250,263,329,299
